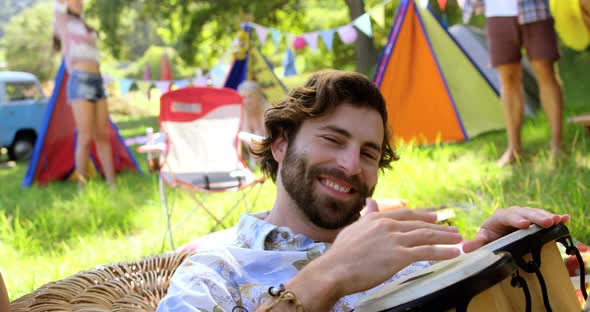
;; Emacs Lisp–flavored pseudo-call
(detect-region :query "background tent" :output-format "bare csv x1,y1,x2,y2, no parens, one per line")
374,0,505,145
22,62,142,187
224,24,288,105
448,24,540,116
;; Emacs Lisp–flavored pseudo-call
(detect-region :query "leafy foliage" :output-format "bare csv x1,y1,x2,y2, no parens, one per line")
1,1,59,81
0,0,41,38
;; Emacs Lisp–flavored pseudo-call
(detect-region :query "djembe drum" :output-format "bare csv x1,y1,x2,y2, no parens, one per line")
354,225,586,312
479,224,586,311
354,250,523,311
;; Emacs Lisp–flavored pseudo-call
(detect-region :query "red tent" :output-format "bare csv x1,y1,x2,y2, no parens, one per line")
22,61,142,186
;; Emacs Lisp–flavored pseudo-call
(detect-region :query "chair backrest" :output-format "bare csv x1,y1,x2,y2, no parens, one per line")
159,87,250,190
10,253,189,312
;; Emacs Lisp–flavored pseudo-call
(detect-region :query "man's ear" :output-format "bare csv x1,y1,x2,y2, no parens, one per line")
271,132,288,163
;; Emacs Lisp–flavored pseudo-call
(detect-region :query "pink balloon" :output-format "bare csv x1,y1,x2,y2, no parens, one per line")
293,36,307,51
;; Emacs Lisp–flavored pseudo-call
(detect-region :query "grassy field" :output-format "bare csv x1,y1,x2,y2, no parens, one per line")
0,49,589,301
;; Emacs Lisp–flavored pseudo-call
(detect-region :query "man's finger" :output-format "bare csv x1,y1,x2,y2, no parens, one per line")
364,198,379,214
380,209,438,223
407,245,462,262
392,220,459,234
399,229,463,247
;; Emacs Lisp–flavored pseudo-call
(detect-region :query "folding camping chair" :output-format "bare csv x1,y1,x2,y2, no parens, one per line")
143,87,266,250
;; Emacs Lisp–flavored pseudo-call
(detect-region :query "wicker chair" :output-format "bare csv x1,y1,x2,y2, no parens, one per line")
10,252,189,312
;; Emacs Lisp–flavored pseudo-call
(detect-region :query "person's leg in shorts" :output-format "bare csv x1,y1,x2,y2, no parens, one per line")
522,18,564,159
487,17,526,166
67,71,115,186
94,95,116,186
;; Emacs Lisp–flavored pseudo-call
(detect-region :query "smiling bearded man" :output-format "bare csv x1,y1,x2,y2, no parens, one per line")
157,69,570,312
280,140,372,230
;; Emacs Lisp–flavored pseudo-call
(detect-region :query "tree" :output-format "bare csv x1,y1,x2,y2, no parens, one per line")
0,0,40,38
345,0,378,75
2,1,58,81
86,0,304,67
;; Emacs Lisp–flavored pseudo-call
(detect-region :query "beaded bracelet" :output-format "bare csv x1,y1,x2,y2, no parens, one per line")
265,284,306,312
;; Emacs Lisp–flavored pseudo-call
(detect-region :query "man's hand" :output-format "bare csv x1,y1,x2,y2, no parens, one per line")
462,206,570,253
283,198,462,311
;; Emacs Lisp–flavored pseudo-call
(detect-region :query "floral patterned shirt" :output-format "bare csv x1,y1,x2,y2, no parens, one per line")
157,212,430,312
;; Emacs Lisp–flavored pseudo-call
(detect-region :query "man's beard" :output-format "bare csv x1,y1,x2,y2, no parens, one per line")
280,146,374,230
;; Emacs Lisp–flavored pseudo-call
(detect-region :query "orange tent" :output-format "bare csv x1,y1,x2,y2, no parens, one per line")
374,0,504,145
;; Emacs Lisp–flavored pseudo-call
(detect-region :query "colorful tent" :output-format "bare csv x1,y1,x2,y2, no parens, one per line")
224,25,288,105
374,0,505,145
448,24,540,116
22,62,142,187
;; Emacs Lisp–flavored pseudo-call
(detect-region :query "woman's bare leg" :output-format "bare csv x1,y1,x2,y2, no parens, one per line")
530,59,564,158
496,63,525,166
95,98,116,186
71,99,95,184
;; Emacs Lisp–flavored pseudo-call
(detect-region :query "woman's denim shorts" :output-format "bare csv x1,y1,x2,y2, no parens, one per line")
67,70,107,103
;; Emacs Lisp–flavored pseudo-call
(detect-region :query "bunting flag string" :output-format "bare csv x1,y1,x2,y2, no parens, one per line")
249,0,392,52
104,76,210,96
106,0,397,95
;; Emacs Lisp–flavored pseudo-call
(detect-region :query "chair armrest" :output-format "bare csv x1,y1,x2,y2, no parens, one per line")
136,132,167,154
136,142,166,154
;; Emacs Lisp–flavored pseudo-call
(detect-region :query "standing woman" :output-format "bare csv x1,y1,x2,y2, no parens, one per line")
463,0,564,166
54,0,115,186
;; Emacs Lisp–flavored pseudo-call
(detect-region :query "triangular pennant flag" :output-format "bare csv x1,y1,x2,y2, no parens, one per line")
337,24,358,44
174,79,190,88
119,79,134,96
303,32,319,52
369,3,386,28
143,63,151,81
285,33,295,48
135,81,152,95
253,23,269,45
154,80,171,94
353,13,373,37
271,28,281,47
438,0,448,11
283,48,297,77
319,29,335,51
192,76,209,87
101,74,114,86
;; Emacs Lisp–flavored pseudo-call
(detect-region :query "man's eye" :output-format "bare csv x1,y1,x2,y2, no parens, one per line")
362,151,378,160
322,136,340,144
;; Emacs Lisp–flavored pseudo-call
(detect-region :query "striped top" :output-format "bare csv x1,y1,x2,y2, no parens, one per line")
53,1,100,71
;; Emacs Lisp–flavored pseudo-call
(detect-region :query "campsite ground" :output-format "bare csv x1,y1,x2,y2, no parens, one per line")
0,48,589,300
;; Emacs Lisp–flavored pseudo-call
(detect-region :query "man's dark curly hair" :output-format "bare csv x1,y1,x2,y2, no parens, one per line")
250,69,399,181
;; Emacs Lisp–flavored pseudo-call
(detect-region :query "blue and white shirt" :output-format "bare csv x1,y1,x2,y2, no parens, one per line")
157,212,431,311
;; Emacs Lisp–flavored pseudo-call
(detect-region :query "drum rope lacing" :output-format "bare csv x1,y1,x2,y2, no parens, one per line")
559,235,588,300
510,270,532,312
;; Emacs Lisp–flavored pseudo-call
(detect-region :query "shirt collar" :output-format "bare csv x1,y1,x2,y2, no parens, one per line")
235,211,328,252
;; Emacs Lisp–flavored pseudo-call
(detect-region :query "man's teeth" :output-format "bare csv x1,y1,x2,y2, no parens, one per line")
322,179,351,193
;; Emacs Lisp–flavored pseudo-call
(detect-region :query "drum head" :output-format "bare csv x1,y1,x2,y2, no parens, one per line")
480,224,570,259
354,250,514,312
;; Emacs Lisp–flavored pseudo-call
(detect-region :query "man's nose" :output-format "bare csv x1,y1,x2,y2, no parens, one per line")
337,147,361,176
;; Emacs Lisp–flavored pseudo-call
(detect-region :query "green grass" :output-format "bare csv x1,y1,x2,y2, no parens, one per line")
1,49,589,301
